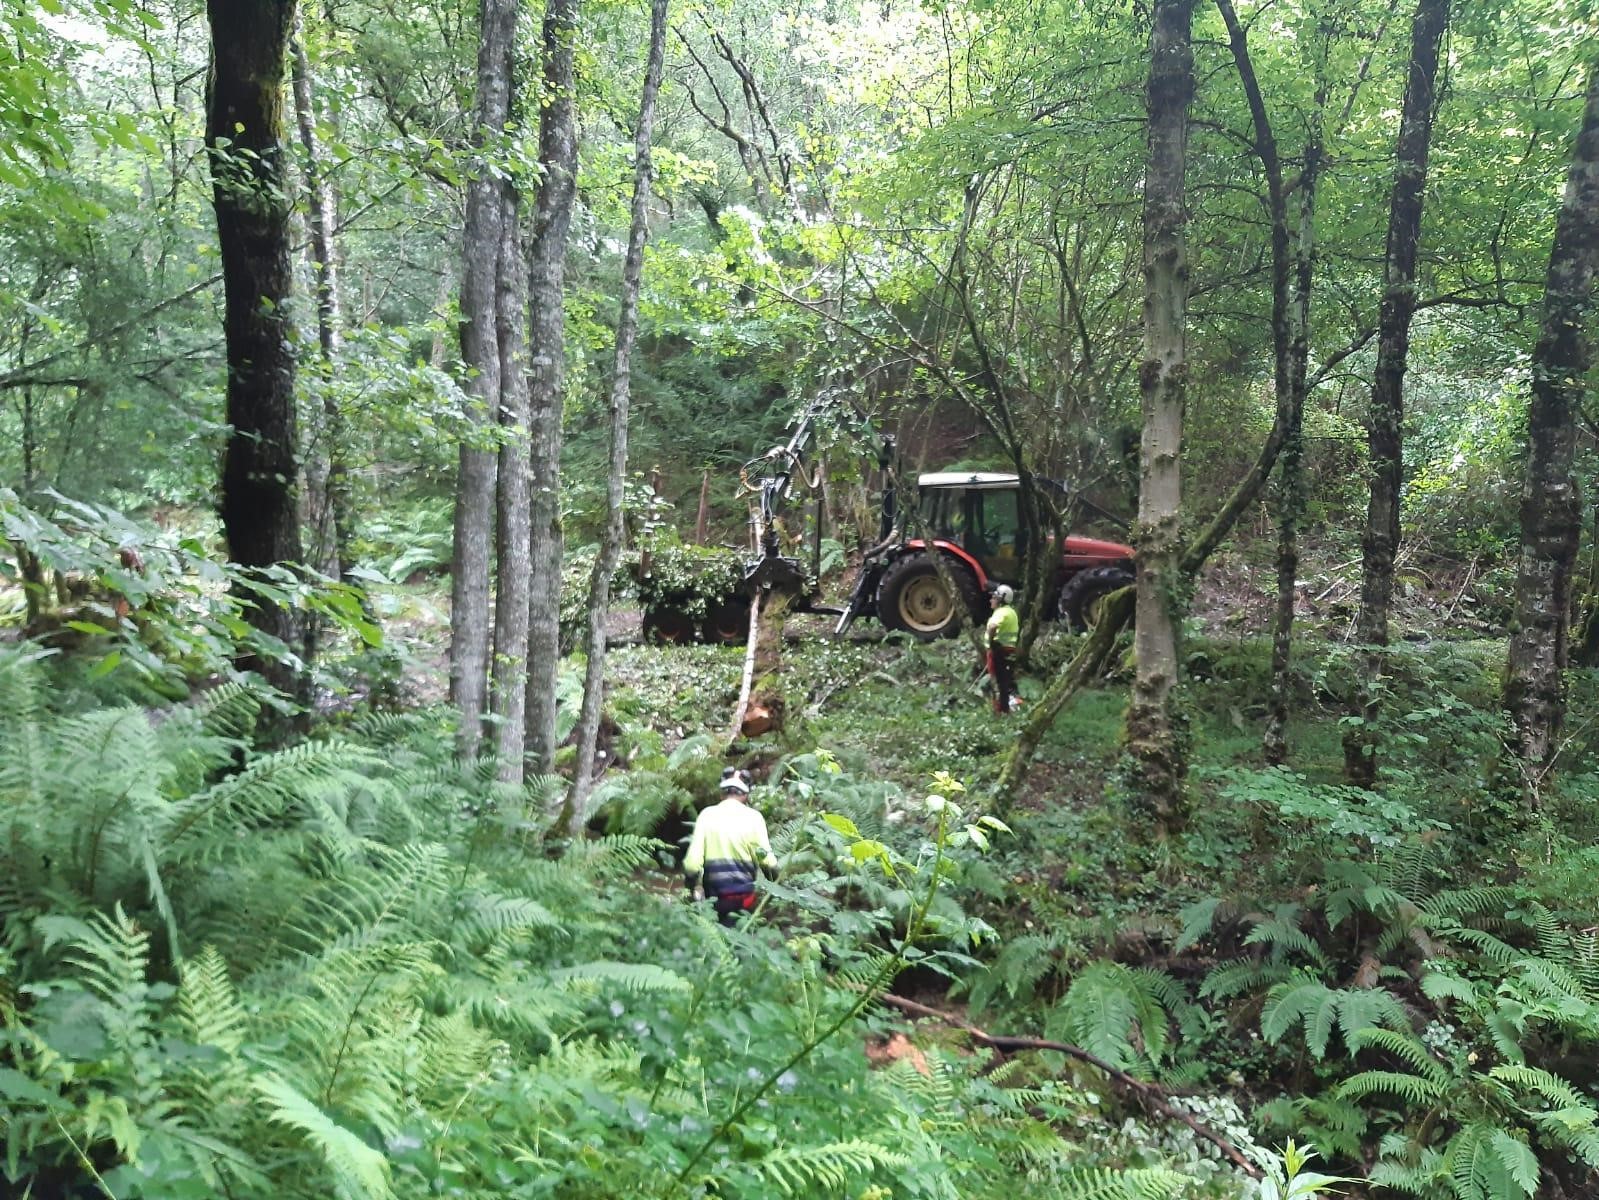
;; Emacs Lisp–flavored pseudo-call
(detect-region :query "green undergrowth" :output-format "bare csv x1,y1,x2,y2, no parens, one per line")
606,624,1599,1199
0,641,1258,1200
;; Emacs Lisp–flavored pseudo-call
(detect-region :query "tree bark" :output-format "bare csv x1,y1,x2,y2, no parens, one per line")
1506,59,1599,783
205,0,305,695
1182,0,1292,584
567,0,669,831
1264,148,1322,766
1264,25,1330,766
290,21,372,655
491,186,533,781
483,0,532,782
524,0,581,777
449,0,512,760
1343,0,1450,788
1124,0,1195,831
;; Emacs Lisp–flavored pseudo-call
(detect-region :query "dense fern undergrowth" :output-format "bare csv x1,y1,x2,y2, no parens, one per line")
5,583,1599,1198
0,641,1218,1200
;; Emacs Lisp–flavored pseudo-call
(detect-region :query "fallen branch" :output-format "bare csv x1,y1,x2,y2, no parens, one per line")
878,992,1263,1180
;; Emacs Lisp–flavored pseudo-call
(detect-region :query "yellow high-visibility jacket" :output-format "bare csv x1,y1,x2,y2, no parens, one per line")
684,798,778,897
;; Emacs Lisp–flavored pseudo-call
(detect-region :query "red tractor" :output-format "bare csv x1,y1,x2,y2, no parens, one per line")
837,471,1136,640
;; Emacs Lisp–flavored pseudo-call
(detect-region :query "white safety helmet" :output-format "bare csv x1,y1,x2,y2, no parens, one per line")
719,767,752,795
991,584,1014,604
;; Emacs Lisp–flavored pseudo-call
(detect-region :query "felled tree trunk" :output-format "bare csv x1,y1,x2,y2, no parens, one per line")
1343,0,1449,788
205,0,305,695
1507,60,1599,782
743,589,791,739
1124,0,1194,831
525,0,581,776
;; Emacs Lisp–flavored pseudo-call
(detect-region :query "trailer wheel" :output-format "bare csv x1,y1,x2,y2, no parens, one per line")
700,596,752,644
642,605,697,644
877,553,983,641
1057,564,1136,632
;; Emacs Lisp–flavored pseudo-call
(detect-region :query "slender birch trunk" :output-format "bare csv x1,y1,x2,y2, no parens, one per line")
1262,21,1329,766
1124,0,1195,831
449,0,513,759
1343,0,1449,787
566,0,670,831
524,0,581,777
1506,60,1599,785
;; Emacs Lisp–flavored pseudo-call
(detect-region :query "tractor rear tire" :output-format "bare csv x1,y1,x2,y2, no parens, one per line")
1058,565,1136,632
877,553,983,641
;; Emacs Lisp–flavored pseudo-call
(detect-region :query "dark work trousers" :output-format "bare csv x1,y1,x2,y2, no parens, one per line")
987,646,1018,714
712,891,756,927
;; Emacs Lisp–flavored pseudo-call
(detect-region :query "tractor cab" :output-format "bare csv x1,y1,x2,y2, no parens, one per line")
915,472,1027,585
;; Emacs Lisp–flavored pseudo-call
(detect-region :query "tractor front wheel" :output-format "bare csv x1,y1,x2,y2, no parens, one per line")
877,554,983,641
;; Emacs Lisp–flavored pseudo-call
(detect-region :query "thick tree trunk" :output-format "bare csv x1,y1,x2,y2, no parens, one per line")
1124,0,1195,830
1506,60,1599,782
1342,0,1449,788
567,0,669,831
524,0,581,777
205,0,305,695
449,0,512,759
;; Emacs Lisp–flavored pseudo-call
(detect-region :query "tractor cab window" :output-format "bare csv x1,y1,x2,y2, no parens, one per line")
918,488,962,540
969,488,1023,583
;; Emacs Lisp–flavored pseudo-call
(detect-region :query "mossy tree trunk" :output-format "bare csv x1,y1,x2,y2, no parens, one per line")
1506,59,1599,784
1124,0,1194,831
205,0,305,695
1342,0,1449,788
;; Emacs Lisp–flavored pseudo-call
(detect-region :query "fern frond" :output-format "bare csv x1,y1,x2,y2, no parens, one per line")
179,945,247,1054
749,1139,910,1196
1489,1064,1586,1110
1199,959,1295,1001
252,1073,394,1200
1338,1069,1448,1106
550,961,689,994
1051,962,1178,1072
1348,1027,1451,1085
1051,1167,1189,1200
40,905,152,1044
1241,905,1330,968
